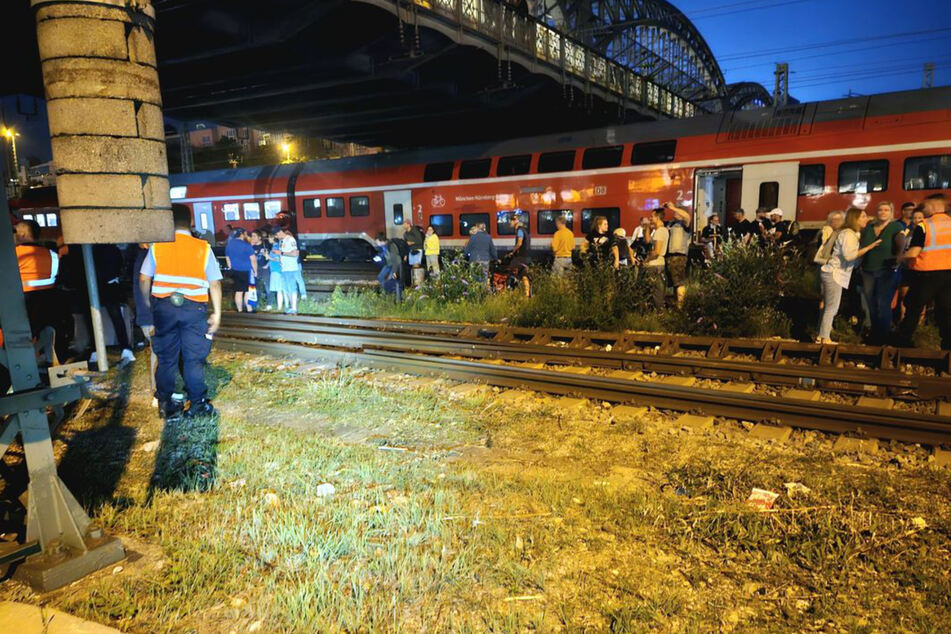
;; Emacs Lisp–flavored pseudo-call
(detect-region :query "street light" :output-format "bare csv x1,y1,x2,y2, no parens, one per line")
281,141,292,163
1,127,20,184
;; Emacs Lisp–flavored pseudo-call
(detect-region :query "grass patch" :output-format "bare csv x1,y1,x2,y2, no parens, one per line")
2,354,950,632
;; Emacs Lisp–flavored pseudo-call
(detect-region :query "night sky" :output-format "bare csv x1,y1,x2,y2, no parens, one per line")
2,0,949,165
676,0,951,102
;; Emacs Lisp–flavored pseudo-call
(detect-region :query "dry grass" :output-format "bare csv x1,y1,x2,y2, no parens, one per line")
1,352,950,632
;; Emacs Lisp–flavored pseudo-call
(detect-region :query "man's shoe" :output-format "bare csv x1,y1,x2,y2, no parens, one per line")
119,349,136,365
185,400,217,419
159,400,184,421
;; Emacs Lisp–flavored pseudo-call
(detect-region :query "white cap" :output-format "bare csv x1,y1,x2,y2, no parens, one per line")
769,208,784,217
614,228,627,237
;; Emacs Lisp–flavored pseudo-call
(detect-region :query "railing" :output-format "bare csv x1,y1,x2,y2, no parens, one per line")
409,0,698,118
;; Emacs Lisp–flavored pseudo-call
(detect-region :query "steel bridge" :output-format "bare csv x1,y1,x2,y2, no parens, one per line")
4,0,773,147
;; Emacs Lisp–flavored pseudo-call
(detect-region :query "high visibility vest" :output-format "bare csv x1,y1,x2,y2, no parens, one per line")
16,244,59,292
151,232,212,302
912,213,951,272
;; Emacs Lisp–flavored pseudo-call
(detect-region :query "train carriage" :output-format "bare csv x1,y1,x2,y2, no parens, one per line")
170,86,951,259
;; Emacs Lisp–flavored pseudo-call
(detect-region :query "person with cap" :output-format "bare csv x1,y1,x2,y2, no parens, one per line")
613,227,633,267
14,219,60,338
767,209,790,244
139,203,223,420
897,193,951,349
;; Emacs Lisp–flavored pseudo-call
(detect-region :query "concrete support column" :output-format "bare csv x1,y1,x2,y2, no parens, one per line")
32,0,173,244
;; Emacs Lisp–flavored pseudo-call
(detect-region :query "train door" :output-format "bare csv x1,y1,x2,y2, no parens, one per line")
383,190,411,239
739,161,799,222
193,202,214,237
694,168,742,231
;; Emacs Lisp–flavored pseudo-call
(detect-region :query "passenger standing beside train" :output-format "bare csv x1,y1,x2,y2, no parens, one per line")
550,215,574,276
509,215,531,268
424,225,441,276
250,230,270,310
814,211,845,311
274,226,301,315
664,202,692,309
613,228,633,267
644,209,669,310
225,229,256,312
816,208,881,344
859,201,902,344
630,216,652,263
265,236,284,312
402,221,425,284
897,193,951,350
897,202,916,231
585,215,614,266
139,204,223,421
895,205,923,322
464,224,496,284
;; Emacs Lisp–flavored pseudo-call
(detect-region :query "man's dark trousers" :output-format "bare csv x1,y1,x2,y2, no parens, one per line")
898,269,951,349
152,297,213,404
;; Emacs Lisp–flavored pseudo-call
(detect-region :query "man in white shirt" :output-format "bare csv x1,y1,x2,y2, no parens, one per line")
275,227,300,315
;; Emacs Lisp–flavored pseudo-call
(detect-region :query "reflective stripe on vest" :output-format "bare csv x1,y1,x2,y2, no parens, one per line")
151,233,211,302
17,245,58,292
913,213,951,271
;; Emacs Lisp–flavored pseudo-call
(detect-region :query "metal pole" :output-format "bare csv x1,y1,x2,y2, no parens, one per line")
81,244,108,371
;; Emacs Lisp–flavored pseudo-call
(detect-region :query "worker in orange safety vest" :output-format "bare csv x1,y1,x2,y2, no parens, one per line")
14,218,60,337
139,204,223,421
897,193,951,349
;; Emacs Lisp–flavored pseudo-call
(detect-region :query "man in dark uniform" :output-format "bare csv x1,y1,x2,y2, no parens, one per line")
139,204,223,420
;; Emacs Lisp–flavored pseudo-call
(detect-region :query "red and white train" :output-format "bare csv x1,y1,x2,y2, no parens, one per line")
174,86,950,258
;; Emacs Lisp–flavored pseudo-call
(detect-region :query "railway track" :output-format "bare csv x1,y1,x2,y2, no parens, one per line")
216,313,951,446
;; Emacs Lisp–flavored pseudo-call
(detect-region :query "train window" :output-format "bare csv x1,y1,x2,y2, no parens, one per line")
537,210,573,234
581,207,620,234
582,145,623,170
243,202,261,220
459,159,491,180
222,203,240,221
22,214,34,222
393,203,404,225
35,214,46,227
349,196,370,216
429,214,453,236
631,140,677,165
758,182,779,209
46,213,58,227
496,210,530,235
537,150,576,174
460,213,489,236
264,200,282,219
838,160,889,193
302,198,321,218
423,161,454,182
904,155,951,190
326,197,345,217
497,154,532,176
798,164,825,196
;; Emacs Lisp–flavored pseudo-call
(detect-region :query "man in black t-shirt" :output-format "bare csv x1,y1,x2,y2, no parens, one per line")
727,209,752,244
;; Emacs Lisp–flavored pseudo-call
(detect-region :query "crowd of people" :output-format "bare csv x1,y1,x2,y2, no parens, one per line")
221,224,306,315
370,194,950,350
814,193,950,349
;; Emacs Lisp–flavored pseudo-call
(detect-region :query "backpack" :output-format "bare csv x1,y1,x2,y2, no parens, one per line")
813,229,840,264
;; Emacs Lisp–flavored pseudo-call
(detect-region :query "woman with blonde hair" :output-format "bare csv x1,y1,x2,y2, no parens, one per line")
816,207,881,343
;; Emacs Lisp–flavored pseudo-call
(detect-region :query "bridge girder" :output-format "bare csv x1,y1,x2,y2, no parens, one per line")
530,0,730,107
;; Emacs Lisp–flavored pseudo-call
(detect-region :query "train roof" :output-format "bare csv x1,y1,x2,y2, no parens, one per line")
169,85,951,186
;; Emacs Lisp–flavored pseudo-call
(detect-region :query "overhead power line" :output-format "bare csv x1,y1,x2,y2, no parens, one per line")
718,27,951,61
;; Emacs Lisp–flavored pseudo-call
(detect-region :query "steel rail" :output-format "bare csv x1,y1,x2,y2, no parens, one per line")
219,314,951,398
215,335,951,446
224,312,951,374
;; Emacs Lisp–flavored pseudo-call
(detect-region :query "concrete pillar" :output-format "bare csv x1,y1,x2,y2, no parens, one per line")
32,0,173,244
